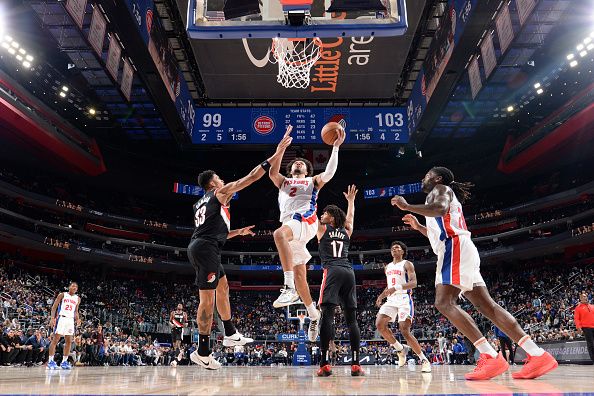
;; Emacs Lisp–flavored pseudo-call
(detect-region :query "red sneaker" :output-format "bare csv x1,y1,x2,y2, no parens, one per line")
351,365,366,376
317,364,333,377
512,351,558,379
465,353,509,380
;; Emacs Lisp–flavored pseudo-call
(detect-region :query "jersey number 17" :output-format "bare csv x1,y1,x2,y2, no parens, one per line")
330,240,344,257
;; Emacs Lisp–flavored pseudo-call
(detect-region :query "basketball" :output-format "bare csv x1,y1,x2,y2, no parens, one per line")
321,122,344,145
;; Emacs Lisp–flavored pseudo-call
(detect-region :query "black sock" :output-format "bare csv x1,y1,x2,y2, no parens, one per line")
223,320,236,337
198,334,210,356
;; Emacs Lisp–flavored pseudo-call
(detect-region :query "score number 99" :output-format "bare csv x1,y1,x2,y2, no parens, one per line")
203,113,222,128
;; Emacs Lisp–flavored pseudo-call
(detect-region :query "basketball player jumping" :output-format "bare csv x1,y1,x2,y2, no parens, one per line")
269,125,346,343
189,130,293,370
316,185,364,377
393,166,557,380
375,241,431,373
47,282,80,370
170,304,187,350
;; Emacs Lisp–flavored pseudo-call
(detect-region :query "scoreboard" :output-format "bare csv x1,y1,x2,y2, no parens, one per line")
191,107,408,144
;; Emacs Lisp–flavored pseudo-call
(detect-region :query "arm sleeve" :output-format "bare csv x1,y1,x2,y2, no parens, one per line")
319,147,339,183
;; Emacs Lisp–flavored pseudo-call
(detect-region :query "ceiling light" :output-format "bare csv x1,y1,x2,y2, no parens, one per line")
577,44,584,51
59,91,66,98
533,82,541,89
25,54,33,61
4,35,12,43
22,61,31,68
588,43,594,51
10,41,18,48
580,50,588,57
506,106,514,112
18,48,25,54
62,86,69,92
15,54,22,61
570,60,578,67
536,88,543,94
89,108,96,115
7,47,15,54
585,37,592,44
1,42,8,49
567,53,574,60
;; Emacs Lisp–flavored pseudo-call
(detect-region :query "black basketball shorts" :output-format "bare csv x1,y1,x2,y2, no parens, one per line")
172,327,183,342
187,238,226,290
318,265,357,309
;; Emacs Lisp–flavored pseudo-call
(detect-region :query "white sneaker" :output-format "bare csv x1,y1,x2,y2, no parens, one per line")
170,360,177,367
273,286,301,308
397,345,410,368
190,351,221,370
307,310,321,342
421,359,432,373
223,332,254,347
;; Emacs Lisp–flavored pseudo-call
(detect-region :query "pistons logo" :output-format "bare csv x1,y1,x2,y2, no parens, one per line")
253,116,275,135
207,273,217,283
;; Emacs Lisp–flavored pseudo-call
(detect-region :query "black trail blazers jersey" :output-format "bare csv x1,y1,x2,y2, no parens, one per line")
319,225,351,268
191,190,230,246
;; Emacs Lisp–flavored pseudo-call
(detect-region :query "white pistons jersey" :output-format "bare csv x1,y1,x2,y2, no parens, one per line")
278,177,318,224
425,186,471,255
385,260,410,304
58,292,79,318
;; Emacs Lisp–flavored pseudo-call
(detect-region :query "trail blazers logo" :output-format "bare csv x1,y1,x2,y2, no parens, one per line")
207,273,217,283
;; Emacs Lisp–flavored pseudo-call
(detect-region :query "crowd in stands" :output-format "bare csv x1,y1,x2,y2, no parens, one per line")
1,248,593,367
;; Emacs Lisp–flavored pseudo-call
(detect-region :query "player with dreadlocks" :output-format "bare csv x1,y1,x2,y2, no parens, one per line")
391,166,557,381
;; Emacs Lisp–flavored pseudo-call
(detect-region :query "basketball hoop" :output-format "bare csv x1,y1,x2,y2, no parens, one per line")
296,309,308,330
270,37,322,89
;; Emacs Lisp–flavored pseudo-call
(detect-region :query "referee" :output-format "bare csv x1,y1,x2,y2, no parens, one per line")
574,291,594,364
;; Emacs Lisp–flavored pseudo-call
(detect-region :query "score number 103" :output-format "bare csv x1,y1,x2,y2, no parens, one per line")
353,113,405,141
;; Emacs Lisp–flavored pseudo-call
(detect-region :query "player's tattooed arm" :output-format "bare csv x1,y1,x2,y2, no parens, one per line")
392,184,451,217
269,125,293,188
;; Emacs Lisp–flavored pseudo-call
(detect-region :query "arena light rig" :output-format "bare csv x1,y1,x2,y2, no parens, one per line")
1,34,34,69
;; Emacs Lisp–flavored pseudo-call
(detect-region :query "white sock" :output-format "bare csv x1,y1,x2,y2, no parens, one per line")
474,337,498,358
417,352,428,362
284,271,295,289
49,355,54,362
305,302,318,319
62,356,68,363
518,335,545,356
391,342,403,352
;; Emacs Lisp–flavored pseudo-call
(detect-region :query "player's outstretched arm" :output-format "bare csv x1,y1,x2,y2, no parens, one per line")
402,214,428,237
343,184,358,237
391,184,451,217
269,125,293,188
218,134,292,200
227,225,256,239
314,128,345,189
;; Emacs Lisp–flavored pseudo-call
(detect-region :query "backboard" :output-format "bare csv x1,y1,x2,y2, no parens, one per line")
187,0,407,39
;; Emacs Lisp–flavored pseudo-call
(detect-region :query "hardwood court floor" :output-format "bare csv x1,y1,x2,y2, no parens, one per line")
0,364,593,395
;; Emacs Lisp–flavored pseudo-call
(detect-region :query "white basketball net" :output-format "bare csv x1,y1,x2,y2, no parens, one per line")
270,37,321,89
